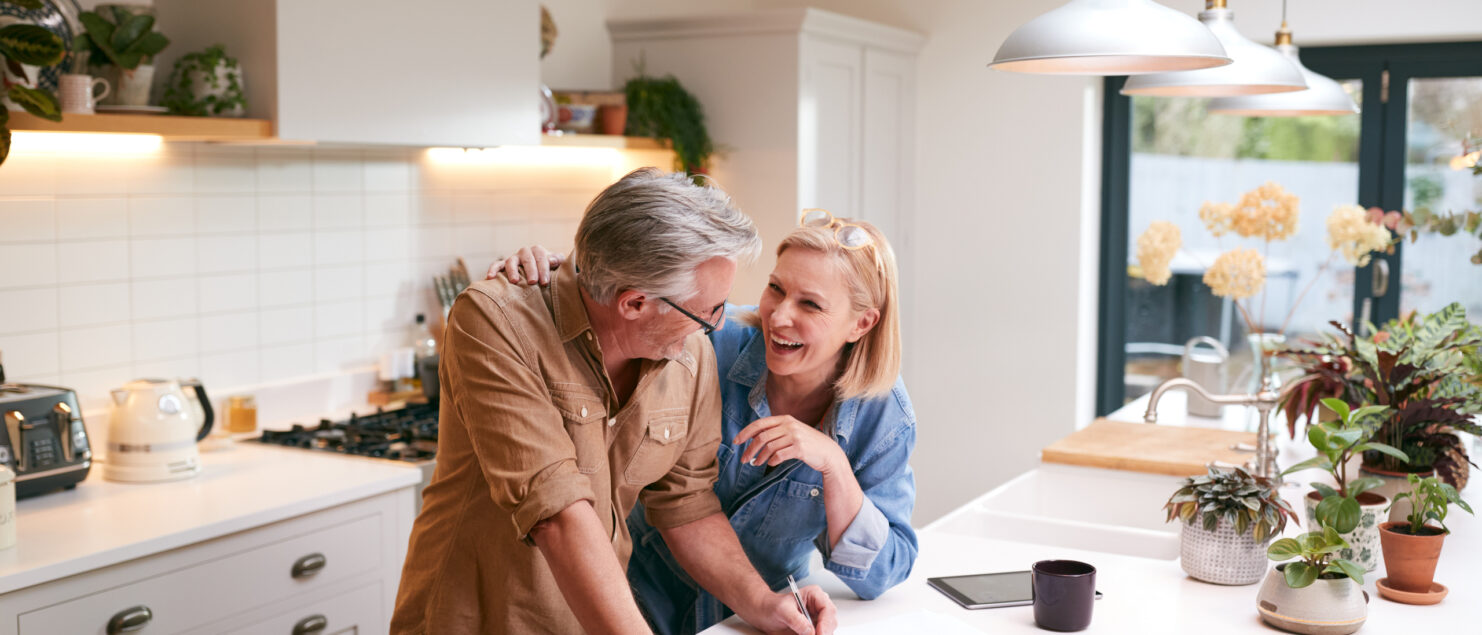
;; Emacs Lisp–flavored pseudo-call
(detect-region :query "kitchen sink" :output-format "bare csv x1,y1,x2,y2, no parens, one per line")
927,464,1185,560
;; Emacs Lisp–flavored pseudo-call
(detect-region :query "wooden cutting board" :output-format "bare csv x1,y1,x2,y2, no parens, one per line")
1041,418,1263,476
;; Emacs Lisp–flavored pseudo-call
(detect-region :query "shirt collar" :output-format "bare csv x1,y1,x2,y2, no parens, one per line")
730,329,858,443
551,264,592,343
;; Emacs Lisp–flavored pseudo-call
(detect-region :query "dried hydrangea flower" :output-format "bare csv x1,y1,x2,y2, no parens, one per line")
1199,201,1237,238
1204,248,1266,300
1328,204,1393,266
1136,221,1181,285
1232,182,1301,241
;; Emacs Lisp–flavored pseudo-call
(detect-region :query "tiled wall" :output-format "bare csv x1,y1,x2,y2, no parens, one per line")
0,142,671,409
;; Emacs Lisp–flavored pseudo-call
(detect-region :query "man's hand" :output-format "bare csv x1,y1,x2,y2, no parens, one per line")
735,415,847,476
735,585,837,635
486,245,564,285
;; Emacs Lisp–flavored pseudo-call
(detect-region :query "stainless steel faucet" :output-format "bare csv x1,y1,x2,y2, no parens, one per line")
1142,375,1315,479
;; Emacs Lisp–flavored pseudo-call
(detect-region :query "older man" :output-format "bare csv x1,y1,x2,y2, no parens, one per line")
391,169,836,634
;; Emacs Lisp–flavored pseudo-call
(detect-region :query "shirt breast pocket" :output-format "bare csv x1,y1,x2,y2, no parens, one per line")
624,412,689,485
757,478,826,541
551,390,607,474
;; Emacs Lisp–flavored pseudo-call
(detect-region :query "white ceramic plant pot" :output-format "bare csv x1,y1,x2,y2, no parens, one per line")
1178,519,1270,585
1303,491,1387,572
1255,565,1367,635
109,63,154,106
185,63,245,117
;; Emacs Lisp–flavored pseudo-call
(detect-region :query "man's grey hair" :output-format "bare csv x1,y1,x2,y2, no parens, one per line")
574,168,761,305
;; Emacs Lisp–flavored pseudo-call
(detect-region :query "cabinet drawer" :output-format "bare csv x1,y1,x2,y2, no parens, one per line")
225,582,381,635
19,515,381,634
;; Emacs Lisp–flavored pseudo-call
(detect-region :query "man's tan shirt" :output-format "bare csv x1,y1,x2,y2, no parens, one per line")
390,266,724,634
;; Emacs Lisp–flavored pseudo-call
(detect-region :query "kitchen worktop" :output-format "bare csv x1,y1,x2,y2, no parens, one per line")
706,395,1481,633
0,442,422,595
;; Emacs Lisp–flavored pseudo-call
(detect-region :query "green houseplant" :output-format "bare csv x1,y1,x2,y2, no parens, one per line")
1378,474,1473,600
76,6,169,106
1163,466,1298,585
0,0,67,167
623,61,714,181
1256,525,1368,635
1281,398,1407,571
161,44,245,117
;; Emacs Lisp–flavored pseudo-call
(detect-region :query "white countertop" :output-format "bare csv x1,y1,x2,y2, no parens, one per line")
0,442,422,594
706,395,1481,633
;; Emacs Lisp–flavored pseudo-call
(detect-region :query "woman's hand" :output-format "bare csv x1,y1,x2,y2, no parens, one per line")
735,415,845,475
485,245,565,286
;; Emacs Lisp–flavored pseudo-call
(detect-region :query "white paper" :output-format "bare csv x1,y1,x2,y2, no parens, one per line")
837,609,983,635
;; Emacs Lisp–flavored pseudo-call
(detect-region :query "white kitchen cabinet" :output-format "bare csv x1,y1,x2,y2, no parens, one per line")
0,490,408,635
153,0,539,147
609,9,921,303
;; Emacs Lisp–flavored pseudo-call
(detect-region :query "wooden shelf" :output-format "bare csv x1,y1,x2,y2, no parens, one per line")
6,111,273,142
540,133,668,150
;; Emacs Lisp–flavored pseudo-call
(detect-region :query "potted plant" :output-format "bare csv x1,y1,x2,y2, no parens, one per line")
1281,398,1408,571
0,0,67,166
1163,466,1298,585
623,59,714,182
76,5,168,106
1257,524,1368,635
1281,303,1482,520
1377,473,1474,604
161,44,245,117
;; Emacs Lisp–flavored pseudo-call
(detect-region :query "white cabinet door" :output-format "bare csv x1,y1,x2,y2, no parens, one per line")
800,37,862,216
860,47,915,258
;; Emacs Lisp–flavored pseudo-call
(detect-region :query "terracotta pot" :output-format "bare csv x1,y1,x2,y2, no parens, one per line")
1378,521,1447,593
1304,490,1387,571
599,104,628,136
1255,564,1367,635
1361,464,1433,523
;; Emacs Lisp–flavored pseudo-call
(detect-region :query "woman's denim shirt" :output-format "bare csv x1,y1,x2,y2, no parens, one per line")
627,306,919,634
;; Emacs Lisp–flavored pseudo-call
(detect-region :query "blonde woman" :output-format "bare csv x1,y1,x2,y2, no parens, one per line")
489,211,917,634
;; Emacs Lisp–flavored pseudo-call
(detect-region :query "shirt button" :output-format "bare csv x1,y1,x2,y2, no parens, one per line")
810,488,820,497
664,428,671,439
607,417,616,427
580,406,588,417
585,332,593,341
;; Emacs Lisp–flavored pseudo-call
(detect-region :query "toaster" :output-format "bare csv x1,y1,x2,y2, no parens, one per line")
0,384,92,498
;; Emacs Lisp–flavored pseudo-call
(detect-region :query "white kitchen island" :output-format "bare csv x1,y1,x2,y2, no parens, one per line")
0,442,421,635
705,395,1481,633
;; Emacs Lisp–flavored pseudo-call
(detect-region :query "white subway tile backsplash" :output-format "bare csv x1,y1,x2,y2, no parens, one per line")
314,334,367,373
314,265,363,302
195,147,258,193
257,149,314,193
196,195,257,234
197,235,258,274
363,262,414,297
258,195,313,231
59,282,131,328
0,154,56,196
363,293,420,334
416,194,454,225
364,193,411,227
58,240,129,284
0,288,58,335
453,223,499,257
260,342,314,380
132,356,198,383
313,230,364,266
132,318,199,362
363,160,411,192
200,311,259,353
129,196,196,236
313,150,364,192
412,225,453,260
129,237,195,279
54,155,129,196
125,149,195,195
0,198,56,242
313,194,364,229
257,232,313,270
198,273,257,314
258,269,313,307
0,243,58,288
56,197,129,240
131,278,197,320
60,323,132,371
0,331,59,375
61,364,133,410
314,300,363,339
201,349,260,389
363,228,410,262
259,306,314,345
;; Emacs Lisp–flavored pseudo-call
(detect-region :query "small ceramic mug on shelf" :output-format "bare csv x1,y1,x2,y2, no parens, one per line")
59,73,111,114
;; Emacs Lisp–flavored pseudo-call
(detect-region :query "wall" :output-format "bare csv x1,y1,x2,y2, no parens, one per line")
0,142,673,410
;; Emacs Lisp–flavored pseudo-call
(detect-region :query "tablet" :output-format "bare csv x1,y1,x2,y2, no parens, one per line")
928,571,1103,609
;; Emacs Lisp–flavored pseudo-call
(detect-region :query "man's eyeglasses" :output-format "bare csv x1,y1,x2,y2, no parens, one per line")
660,297,724,335
800,208,884,272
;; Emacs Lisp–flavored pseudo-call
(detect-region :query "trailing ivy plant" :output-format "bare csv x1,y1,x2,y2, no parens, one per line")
1163,466,1298,542
623,58,714,182
162,44,246,117
0,0,67,167
1267,525,1366,589
1281,398,1408,534
1390,473,1473,535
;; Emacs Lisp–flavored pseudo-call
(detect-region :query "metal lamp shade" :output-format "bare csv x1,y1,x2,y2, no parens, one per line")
1208,43,1359,116
1121,8,1306,96
989,0,1230,75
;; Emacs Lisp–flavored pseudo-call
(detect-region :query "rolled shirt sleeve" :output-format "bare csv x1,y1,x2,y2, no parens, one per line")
821,494,890,571
641,337,724,529
442,294,596,543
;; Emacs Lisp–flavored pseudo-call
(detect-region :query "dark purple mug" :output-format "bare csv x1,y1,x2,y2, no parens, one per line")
1032,560,1096,632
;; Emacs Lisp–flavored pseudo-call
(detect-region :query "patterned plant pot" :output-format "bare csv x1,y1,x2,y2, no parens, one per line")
1304,491,1387,571
1256,564,1367,635
1178,519,1270,585
1360,464,1433,523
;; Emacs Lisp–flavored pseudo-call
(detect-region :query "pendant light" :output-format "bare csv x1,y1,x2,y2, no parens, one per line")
1121,0,1306,97
1208,2,1358,116
989,0,1231,75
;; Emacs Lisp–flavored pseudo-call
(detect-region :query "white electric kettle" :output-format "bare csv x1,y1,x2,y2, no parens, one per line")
104,378,214,483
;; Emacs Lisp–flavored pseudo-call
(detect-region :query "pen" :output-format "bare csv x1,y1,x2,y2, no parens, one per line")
787,574,812,624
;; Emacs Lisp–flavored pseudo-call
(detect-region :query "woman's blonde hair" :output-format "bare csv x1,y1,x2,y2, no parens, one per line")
747,216,901,400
